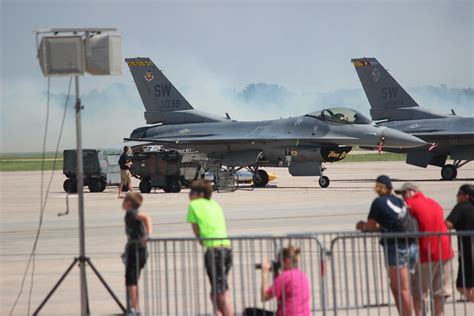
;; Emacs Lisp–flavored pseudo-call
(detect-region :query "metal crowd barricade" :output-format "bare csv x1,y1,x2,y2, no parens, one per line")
139,235,328,316
328,231,474,316
124,231,473,315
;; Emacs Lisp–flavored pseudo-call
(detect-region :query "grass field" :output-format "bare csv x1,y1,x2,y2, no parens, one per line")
0,152,63,171
0,151,405,172
0,159,63,172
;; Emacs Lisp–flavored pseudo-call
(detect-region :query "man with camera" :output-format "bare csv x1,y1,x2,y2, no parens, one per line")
244,246,311,316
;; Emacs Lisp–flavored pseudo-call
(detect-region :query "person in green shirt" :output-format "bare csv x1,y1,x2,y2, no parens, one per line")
187,180,233,316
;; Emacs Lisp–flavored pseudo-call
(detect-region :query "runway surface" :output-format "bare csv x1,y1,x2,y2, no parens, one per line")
1,161,473,315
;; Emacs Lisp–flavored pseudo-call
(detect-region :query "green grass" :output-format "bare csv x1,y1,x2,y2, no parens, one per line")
0,152,60,159
0,159,63,172
0,152,405,172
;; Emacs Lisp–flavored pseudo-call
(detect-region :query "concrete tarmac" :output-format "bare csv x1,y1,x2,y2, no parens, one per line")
1,161,473,315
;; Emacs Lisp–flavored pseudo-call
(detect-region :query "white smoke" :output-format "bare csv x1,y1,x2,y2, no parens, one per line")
1,72,472,153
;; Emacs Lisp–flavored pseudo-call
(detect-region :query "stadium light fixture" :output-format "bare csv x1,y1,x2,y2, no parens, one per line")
33,28,125,316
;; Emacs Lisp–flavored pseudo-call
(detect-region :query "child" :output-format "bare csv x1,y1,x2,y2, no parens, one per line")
122,192,152,316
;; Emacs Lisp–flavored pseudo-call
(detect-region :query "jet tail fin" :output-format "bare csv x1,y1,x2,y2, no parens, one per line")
126,57,225,124
351,58,445,121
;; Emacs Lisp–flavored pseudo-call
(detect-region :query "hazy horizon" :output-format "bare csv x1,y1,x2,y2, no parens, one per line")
1,0,473,153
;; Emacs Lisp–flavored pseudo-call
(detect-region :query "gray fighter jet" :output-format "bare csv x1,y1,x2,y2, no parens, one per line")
352,57,473,180
124,57,426,188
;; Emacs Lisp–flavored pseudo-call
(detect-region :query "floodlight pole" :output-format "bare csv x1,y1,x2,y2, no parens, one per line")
74,75,88,316
33,28,126,316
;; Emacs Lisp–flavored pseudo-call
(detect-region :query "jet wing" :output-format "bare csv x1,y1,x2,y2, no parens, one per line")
412,131,474,140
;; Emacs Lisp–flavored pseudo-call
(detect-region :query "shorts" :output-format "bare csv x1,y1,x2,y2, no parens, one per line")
384,243,418,272
412,259,453,299
125,245,147,286
205,247,232,294
120,169,132,184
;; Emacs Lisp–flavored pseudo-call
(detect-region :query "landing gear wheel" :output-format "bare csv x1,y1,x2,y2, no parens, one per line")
166,179,182,193
88,180,102,193
318,176,330,188
63,178,77,193
139,180,152,193
253,169,269,188
441,164,457,181
99,181,107,192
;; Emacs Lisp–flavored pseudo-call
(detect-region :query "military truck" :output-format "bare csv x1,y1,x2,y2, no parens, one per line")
130,150,183,193
62,149,128,193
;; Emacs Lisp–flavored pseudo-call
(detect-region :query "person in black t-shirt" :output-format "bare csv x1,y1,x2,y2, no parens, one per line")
122,192,152,316
356,175,417,316
118,146,134,198
446,184,474,302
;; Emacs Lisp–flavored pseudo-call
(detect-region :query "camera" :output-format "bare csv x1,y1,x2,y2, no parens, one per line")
255,260,281,272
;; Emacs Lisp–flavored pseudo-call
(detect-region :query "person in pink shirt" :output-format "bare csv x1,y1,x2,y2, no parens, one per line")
244,246,311,316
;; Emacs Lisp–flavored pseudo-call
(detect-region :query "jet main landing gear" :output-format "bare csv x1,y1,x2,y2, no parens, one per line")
441,160,470,181
441,164,457,181
253,169,269,188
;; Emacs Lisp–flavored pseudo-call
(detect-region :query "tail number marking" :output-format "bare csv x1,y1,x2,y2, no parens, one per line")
381,87,398,99
159,99,181,109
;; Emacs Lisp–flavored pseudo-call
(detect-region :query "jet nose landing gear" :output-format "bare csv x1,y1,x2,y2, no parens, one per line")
318,166,330,188
318,176,330,188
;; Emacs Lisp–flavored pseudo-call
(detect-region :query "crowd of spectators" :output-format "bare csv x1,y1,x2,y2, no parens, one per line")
121,177,473,316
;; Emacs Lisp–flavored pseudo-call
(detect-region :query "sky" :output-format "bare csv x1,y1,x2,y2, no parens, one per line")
1,0,473,153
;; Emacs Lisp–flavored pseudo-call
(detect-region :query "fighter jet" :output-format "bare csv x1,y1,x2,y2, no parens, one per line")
124,57,426,188
352,57,473,180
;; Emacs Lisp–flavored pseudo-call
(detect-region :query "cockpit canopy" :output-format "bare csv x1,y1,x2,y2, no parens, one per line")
306,107,372,125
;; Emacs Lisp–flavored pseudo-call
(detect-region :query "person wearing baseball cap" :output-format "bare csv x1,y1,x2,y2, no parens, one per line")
356,175,416,316
394,182,419,195
446,184,474,302
396,182,454,315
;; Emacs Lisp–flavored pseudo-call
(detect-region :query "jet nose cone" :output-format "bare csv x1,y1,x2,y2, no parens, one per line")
381,128,427,148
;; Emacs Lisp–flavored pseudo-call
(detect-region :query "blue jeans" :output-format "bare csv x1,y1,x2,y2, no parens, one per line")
384,243,418,273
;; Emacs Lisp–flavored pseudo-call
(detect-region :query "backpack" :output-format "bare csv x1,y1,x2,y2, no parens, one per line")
396,212,418,234
385,197,418,234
